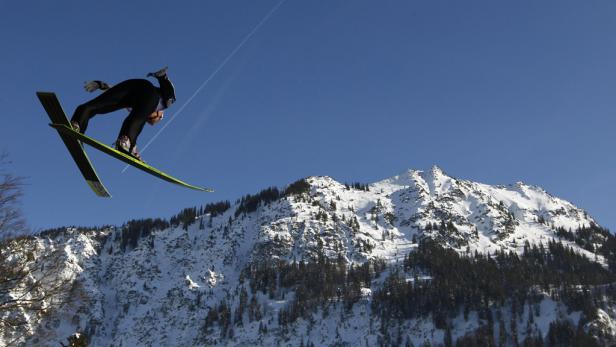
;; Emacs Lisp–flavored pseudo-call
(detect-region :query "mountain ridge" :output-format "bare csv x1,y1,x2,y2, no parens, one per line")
2,165,615,346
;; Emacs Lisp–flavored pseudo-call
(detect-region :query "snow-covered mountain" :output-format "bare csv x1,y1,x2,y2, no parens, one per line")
2,166,615,346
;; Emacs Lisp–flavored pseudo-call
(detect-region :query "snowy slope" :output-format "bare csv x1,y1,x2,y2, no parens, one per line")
249,165,600,264
2,166,614,346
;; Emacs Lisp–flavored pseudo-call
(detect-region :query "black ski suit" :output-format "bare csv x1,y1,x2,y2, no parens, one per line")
71,79,169,149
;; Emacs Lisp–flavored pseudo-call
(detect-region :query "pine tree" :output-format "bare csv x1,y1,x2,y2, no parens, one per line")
66,333,88,347
444,325,453,347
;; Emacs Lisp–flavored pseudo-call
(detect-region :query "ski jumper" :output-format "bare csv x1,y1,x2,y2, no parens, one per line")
71,77,173,151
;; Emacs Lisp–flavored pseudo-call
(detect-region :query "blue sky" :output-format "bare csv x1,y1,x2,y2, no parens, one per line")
1,1,615,232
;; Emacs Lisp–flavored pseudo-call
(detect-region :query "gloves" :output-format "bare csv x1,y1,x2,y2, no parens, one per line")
84,80,111,93
147,66,168,79
147,111,164,125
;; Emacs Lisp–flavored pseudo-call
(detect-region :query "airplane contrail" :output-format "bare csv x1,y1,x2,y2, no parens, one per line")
123,0,287,173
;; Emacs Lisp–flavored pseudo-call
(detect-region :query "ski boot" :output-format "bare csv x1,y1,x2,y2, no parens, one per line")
70,121,81,133
115,135,142,161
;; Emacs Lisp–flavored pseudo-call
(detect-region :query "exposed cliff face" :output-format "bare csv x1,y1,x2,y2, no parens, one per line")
2,167,614,346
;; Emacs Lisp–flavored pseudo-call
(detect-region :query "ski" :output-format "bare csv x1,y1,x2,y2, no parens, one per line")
49,123,213,193
37,92,111,197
